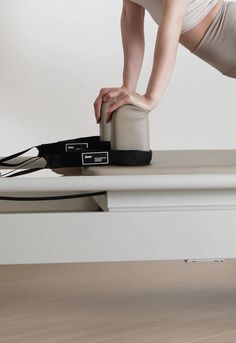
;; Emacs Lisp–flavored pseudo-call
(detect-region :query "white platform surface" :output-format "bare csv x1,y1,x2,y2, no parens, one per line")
1,150,236,264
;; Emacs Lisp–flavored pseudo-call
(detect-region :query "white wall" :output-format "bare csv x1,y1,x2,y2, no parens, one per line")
0,0,235,155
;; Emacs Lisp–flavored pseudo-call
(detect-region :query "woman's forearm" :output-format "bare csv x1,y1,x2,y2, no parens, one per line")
145,22,181,104
121,6,145,92
145,0,187,105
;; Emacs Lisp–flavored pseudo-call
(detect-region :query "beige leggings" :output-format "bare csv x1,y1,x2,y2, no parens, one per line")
191,1,236,78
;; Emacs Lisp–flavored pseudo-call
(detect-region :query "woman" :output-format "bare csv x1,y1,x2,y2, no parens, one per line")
94,0,235,123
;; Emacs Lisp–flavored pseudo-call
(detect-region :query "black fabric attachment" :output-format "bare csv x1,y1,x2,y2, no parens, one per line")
0,136,110,166
44,149,152,168
0,135,152,178
37,136,110,157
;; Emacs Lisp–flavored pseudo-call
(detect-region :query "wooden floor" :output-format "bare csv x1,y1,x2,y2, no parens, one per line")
1,260,236,342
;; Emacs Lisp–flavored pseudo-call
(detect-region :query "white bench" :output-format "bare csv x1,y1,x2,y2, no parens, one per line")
1,150,236,264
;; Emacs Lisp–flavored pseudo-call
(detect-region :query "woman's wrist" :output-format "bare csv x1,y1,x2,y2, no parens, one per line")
121,83,137,93
144,93,159,107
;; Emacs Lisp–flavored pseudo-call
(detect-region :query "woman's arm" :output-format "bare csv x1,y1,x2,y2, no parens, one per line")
121,0,145,92
94,0,145,122
145,0,188,105
95,0,188,123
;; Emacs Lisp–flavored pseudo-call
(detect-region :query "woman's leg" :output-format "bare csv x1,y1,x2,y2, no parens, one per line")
191,1,236,78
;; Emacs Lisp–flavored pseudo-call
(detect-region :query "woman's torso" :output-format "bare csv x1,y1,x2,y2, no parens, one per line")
130,0,224,51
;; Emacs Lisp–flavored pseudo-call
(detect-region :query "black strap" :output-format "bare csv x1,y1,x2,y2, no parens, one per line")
0,147,36,166
37,136,110,156
0,157,45,178
2,149,152,177
0,137,152,178
0,136,110,166
6,167,45,178
44,149,152,168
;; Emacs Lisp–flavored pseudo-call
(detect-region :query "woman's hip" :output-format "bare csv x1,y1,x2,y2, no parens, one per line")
191,1,236,78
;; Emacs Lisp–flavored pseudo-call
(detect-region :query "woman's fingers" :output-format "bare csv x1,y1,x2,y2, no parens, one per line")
93,88,110,123
105,93,159,123
103,89,122,102
105,95,132,123
102,89,131,122
93,87,121,123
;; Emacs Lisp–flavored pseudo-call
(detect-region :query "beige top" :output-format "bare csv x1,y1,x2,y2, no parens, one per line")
131,0,219,33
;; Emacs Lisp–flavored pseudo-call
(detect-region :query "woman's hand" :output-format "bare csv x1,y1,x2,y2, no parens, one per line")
94,86,158,123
